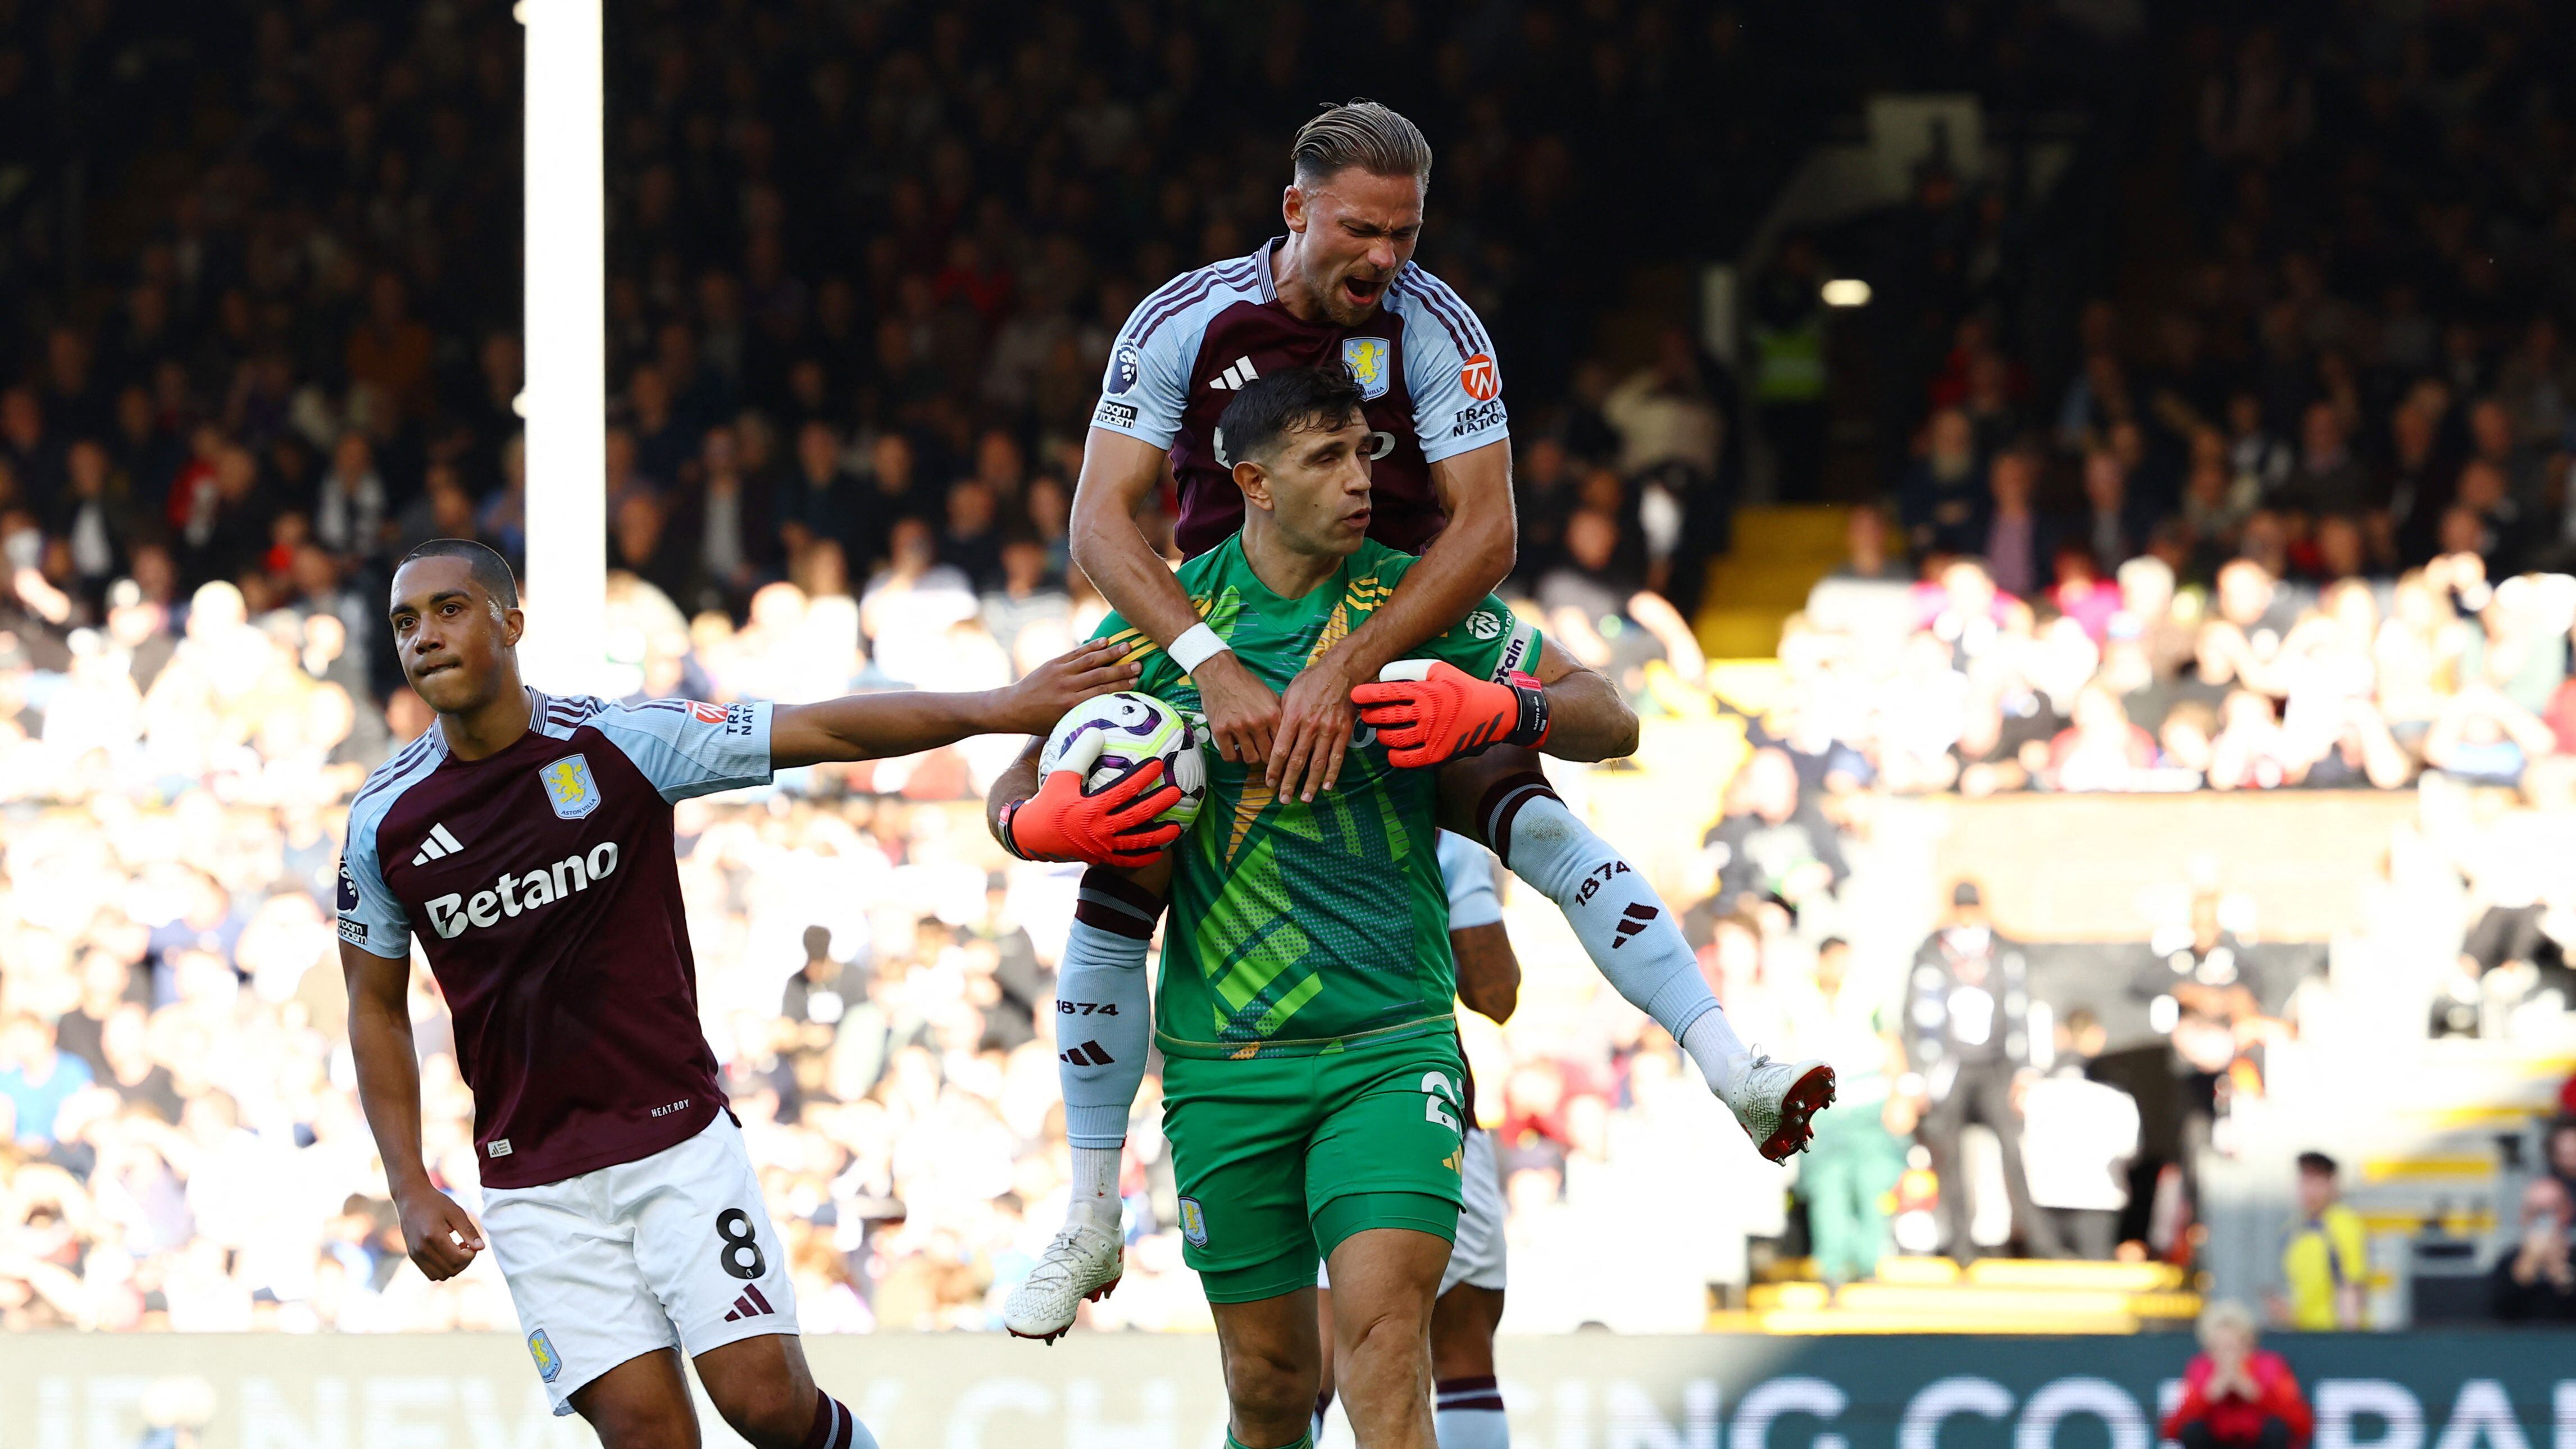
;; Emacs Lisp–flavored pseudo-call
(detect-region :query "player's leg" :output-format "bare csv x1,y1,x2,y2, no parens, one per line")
1428,1126,1509,1449
619,1115,877,1449
1428,1287,1507,1449
1435,746,1831,1159
1322,1228,1449,1449
1008,856,1173,1338
1171,1051,1332,1447
695,1334,875,1449
568,1351,702,1449
481,1173,699,1445
1212,1289,1328,1449
1308,1034,1469,1449
1313,1272,1339,1439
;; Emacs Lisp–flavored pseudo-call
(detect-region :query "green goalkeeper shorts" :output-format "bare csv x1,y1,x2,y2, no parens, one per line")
1159,1028,1467,1303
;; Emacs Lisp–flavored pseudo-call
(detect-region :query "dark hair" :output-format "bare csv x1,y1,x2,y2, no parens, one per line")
1292,100,1433,187
2296,1150,2339,1178
1215,366,1366,470
397,537,519,609
1817,936,1850,955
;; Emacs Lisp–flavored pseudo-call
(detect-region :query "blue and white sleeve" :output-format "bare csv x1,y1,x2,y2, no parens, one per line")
588,699,776,802
1437,830,1503,932
336,827,411,960
1398,271,1510,464
1090,295,1200,450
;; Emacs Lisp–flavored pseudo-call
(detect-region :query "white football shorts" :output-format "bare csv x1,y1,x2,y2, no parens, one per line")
1319,1125,1507,1296
480,1112,800,1415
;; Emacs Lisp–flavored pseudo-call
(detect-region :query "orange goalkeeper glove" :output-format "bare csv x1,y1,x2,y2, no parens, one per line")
998,749,1184,868
1351,659,1550,769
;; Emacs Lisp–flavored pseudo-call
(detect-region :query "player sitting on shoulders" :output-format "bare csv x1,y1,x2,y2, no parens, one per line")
338,539,1140,1449
1066,100,1830,1192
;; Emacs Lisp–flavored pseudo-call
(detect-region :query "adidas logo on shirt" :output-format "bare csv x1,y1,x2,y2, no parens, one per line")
1207,356,1260,390
723,1284,777,1323
411,823,466,865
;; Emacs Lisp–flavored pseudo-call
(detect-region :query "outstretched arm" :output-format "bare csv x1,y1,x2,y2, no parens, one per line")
1269,441,1516,798
1071,427,1282,767
343,942,484,1281
770,639,1137,768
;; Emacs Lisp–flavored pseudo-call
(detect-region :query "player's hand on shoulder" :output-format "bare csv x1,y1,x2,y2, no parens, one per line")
397,1187,485,1282
1268,657,1357,802
1193,651,1280,768
999,741,1185,869
1353,659,1544,769
1000,639,1144,735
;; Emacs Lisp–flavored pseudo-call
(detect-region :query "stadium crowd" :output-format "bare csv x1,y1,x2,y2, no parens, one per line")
1760,0,2576,800
5,0,2576,1336
0,0,2077,1338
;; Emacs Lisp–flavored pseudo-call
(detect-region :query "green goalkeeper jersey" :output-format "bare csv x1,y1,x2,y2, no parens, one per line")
1092,535,1544,1060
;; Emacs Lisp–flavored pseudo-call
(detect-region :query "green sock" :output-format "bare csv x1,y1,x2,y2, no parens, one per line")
1227,1433,1313,1449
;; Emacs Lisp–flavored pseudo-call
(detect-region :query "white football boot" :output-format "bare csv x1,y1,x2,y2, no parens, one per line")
1003,1217,1123,1343
1721,1051,1836,1161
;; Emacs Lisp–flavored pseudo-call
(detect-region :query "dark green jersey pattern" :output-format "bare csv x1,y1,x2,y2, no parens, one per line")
1093,535,1542,1060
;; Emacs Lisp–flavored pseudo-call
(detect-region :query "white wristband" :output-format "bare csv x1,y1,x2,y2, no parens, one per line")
1170,623,1230,675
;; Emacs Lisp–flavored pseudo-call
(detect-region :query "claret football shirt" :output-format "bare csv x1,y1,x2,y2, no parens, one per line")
337,691,770,1189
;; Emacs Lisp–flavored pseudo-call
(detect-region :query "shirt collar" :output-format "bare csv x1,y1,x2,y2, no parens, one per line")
1255,237,1284,304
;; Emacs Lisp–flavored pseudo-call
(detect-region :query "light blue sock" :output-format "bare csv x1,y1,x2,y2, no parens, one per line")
1486,780,1745,1088
1058,871,1157,1229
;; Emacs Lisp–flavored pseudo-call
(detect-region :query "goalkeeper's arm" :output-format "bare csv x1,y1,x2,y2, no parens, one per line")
1354,637,1640,769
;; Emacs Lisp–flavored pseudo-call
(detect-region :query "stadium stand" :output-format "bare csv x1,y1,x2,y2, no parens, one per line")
2,0,2574,1338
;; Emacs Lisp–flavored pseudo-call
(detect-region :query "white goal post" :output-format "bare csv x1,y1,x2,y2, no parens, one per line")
517,0,608,696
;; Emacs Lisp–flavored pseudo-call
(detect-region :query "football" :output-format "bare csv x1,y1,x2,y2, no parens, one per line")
1037,691,1209,831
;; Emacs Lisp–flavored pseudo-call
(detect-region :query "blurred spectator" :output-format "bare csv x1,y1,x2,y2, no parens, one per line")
2489,1177,2576,1323
1539,509,1707,695
1904,881,2058,1260
0,1014,94,1147
2019,1007,2140,1260
2424,685,2557,787
1827,505,1910,584
1603,331,1722,486
2136,892,2268,1172
1978,448,2040,594
1703,748,1847,915
2162,1300,2314,1449
2550,1118,2576,1208
1902,409,1986,558
1785,938,1906,1287
2273,1151,2364,1330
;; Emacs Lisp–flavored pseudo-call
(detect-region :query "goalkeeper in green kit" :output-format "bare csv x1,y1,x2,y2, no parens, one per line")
984,366,1667,1449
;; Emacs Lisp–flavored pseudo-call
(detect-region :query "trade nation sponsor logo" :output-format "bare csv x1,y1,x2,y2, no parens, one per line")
1458,352,1500,401
1450,397,1505,438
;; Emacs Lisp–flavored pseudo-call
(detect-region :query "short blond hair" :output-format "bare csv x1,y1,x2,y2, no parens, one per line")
2196,1298,2258,1348
1292,101,1432,186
